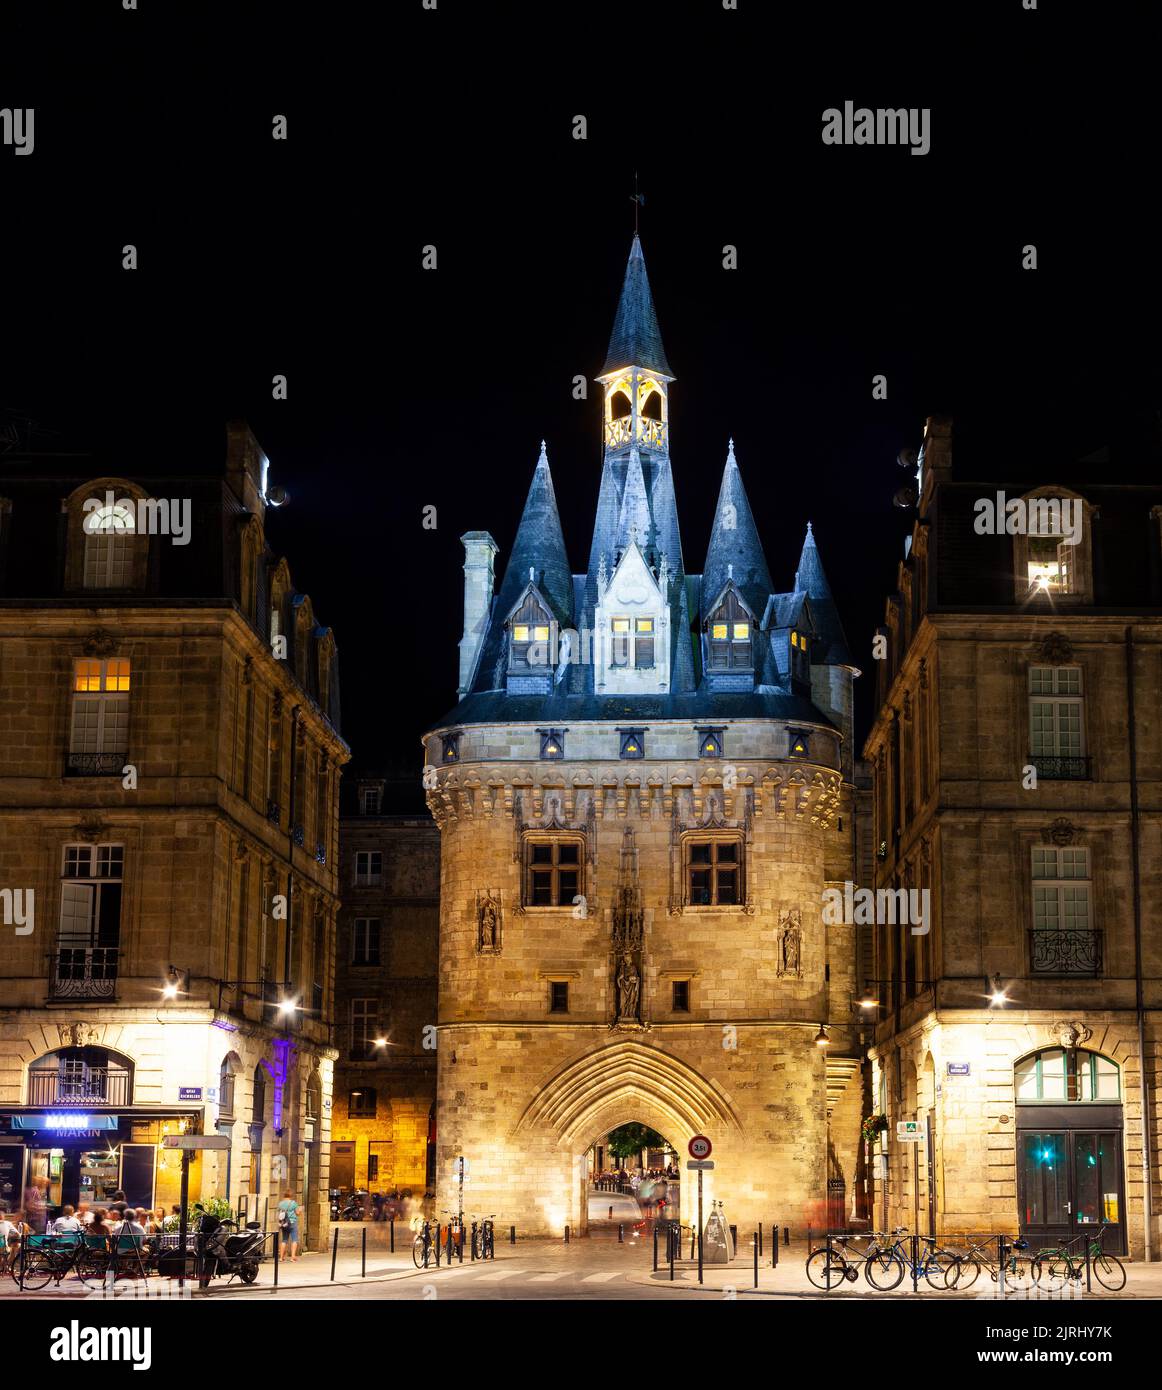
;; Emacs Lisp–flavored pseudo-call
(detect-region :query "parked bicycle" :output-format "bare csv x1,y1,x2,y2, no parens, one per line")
471,1214,496,1260
1032,1223,1126,1292
864,1227,960,1291
442,1212,463,1262
943,1232,1034,1292
805,1232,883,1291
412,1218,436,1269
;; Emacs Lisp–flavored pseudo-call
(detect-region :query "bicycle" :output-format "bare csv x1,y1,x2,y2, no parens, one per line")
864,1227,960,1291
17,1232,85,1291
442,1211,463,1262
471,1214,496,1260
1032,1223,1126,1293
944,1233,1034,1293
805,1232,883,1291
411,1218,435,1269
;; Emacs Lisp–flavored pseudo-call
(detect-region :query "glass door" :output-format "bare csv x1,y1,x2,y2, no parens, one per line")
1020,1131,1069,1237
1072,1131,1123,1253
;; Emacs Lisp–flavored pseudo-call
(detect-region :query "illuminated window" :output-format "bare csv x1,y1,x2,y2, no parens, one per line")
68,658,131,775
685,837,743,907
619,729,645,759
539,729,565,761
442,733,460,763
790,629,811,683
610,617,631,668
83,502,136,589
635,617,655,668
349,1087,377,1118
788,728,810,758
706,591,751,669
698,728,724,759
509,593,554,671
524,837,584,908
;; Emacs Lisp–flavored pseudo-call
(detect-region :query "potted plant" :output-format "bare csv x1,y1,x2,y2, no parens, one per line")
861,1114,889,1146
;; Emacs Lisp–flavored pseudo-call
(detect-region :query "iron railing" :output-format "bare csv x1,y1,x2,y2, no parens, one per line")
1029,928,1103,976
1029,753,1091,780
65,751,125,777
28,1067,131,1106
604,415,667,451
48,947,119,999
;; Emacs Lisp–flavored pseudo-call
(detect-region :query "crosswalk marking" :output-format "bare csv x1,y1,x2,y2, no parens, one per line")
527,1272,566,1282
472,1268,524,1281
581,1271,619,1283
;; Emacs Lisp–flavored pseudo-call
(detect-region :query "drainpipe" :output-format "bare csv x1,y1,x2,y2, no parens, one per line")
1126,628,1153,1261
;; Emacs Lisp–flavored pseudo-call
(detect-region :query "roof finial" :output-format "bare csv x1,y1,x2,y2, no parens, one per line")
529,566,535,584
630,170,644,236
807,520,814,537
727,437,735,460
538,439,548,463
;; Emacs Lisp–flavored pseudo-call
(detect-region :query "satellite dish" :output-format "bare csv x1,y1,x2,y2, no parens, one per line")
265,485,289,507
893,486,917,509
897,448,918,470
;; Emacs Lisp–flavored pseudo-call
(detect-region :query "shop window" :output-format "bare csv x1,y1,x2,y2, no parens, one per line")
349,1088,377,1119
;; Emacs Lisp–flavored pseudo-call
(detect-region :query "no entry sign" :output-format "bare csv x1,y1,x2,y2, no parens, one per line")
688,1134,713,1160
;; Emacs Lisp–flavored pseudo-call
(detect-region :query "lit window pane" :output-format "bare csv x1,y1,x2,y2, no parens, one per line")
533,625,549,641
636,618,653,633
711,623,727,640
733,623,749,640
513,625,529,642
612,619,630,634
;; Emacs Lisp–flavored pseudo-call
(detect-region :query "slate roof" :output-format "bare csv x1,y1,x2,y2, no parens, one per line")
701,441,774,623
600,235,674,379
794,522,857,669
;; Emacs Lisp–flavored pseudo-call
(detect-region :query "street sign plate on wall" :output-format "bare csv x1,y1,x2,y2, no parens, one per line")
162,1134,231,1151
178,1087,203,1100
686,1160,715,1171
896,1121,923,1142
946,1062,970,1076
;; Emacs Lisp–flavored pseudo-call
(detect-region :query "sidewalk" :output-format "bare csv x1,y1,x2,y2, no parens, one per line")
631,1237,1162,1300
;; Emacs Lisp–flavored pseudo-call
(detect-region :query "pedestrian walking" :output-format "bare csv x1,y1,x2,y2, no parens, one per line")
277,1191,301,1261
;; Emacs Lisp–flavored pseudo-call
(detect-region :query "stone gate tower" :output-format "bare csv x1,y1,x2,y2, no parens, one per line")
424,235,864,1236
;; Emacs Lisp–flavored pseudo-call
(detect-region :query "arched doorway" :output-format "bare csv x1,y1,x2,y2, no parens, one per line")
586,1122,680,1234
1014,1047,1126,1254
513,1039,742,1236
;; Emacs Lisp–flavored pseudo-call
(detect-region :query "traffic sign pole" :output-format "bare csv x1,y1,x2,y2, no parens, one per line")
697,1166,703,1285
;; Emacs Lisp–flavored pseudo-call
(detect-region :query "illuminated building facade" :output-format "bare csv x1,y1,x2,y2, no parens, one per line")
425,237,869,1236
0,424,348,1245
865,418,1162,1258
331,771,438,1198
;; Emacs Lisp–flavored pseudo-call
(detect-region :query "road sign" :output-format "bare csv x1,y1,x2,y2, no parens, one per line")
688,1135,713,1160
178,1086,203,1100
947,1062,971,1076
896,1121,923,1143
162,1134,231,1150
686,1160,715,1171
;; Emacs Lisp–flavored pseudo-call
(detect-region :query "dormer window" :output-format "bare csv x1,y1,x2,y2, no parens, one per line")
698,728,725,759
509,592,554,671
442,733,461,764
539,729,565,761
707,590,752,669
788,728,810,758
635,618,655,668
619,729,645,760
790,628,811,683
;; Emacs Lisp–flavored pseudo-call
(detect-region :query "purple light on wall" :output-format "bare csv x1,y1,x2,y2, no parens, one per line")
268,1038,297,1134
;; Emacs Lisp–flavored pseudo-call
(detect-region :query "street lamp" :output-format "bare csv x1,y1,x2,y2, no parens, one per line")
814,1024,831,1048
160,965,189,1000
988,973,1008,1006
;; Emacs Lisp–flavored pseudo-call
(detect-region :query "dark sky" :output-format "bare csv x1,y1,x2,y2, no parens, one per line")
3,3,1159,779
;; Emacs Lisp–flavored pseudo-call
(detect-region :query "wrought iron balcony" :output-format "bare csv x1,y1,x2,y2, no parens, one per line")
292,824,305,847
65,751,125,777
315,843,327,865
266,800,281,823
28,1066,131,1106
1029,928,1103,977
48,947,119,1000
1029,753,1091,780
604,415,668,451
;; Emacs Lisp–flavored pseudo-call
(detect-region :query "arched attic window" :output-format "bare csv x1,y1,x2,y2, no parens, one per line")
706,590,752,669
640,388,662,421
610,390,632,420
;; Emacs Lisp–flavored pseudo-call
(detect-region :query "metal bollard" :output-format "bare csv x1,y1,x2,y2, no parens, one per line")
758,1223,763,1259
670,1231,675,1281
471,1221,478,1262
330,1226,338,1282
618,1223,624,1243
609,1206,613,1220
458,1227,464,1263
361,1225,367,1277
753,1232,759,1289
389,1218,394,1254
435,1222,441,1267
772,1225,779,1268
273,1228,279,1287
784,1225,790,1247
564,1224,570,1244
653,1225,658,1271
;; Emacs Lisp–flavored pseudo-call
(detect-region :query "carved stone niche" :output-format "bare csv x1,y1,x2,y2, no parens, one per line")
1036,631,1073,665
476,890,502,955
775,907,803,979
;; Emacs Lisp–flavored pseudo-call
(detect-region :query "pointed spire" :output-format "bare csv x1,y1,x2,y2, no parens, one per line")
616,446,652,553
494,444,574,628
601,235,673,378
795,522,854,667
702,441,773,622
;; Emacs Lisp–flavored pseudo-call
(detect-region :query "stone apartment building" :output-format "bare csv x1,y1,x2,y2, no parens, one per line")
0,423,348,1247
331,769,438,1198
865,416,1162,1259
423,234,870,1238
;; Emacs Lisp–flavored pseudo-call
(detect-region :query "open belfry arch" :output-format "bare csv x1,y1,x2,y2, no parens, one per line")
425,232,867,1236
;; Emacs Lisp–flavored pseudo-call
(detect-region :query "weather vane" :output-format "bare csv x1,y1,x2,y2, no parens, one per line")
630,170,644,234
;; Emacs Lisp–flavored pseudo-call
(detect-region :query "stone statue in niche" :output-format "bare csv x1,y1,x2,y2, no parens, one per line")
776,908,803,978
616,952,640,1023
477,892,501,954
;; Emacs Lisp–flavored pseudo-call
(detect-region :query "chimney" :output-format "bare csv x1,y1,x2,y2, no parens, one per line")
458,531,498,697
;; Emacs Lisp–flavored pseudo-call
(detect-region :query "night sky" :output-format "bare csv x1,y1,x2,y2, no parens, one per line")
3,3,1159,785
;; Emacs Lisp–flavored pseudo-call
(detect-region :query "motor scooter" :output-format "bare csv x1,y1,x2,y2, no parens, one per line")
196,1213,265,1287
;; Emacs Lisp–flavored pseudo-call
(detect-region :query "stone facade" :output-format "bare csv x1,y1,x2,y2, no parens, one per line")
0,423,348,1247
332,777,438,1197
865,416,1162,1260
